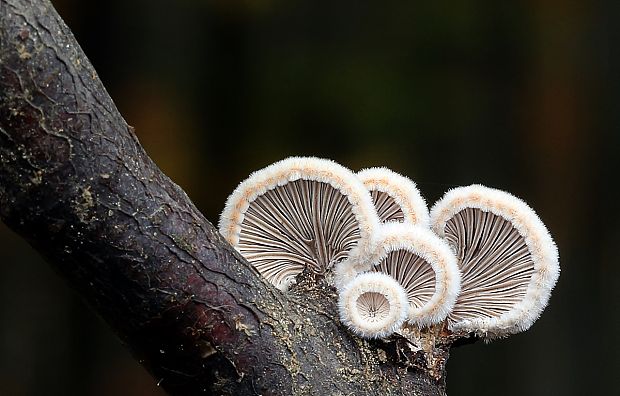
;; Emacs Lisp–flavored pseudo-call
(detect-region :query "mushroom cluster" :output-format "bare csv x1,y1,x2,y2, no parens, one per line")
219,157,560,340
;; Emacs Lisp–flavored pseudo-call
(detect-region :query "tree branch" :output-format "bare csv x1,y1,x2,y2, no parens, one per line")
0,0,451,394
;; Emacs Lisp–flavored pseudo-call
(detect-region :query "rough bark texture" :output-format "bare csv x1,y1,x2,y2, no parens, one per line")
0,1,455,394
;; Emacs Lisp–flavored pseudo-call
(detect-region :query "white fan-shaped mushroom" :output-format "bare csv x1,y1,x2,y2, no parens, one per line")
335,223,460,327
430,184,560,338
372,223,460,326
357,167,429,227
219,157,380,291
338,272,409,339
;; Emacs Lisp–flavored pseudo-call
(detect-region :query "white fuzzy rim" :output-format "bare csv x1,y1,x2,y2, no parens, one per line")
334,223,461,327
371,223,460,327
357,167,429,227
338,272,409,339
430,184,560,338
219,156,380,290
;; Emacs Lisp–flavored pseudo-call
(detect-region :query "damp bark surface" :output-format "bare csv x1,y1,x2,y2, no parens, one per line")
0,1,455,394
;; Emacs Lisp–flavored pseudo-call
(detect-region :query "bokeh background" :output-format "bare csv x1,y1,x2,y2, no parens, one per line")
1,0,618,395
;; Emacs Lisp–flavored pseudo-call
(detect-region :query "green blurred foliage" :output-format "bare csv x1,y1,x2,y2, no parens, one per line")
1,0,618,394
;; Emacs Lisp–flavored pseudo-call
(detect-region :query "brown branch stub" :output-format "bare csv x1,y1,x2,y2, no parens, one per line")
0,0,450,395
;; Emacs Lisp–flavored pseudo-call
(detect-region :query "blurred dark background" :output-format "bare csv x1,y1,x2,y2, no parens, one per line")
1,0,619,394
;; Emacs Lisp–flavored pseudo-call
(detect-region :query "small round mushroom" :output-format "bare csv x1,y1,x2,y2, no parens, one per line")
372,223,461,327
430,184,560,338
357,167,429,226
335,223,461,327
219,157,380,290
338,272,409,339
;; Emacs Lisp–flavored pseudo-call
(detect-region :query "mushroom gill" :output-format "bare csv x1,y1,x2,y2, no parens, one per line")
358,167,429,226
431,185,560,338
219,157,379,290
370,223,461,327
338,272,409,339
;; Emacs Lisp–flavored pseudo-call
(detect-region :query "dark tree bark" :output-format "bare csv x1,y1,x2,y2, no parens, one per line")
0,1,456,394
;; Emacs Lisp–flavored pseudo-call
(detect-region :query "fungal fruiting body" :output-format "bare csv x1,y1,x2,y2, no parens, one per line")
430,184,560,338
357,167,429,226
337,222,461,329
219,156,380,290
338,272,409,339
220,158,560,341
371,223,461,327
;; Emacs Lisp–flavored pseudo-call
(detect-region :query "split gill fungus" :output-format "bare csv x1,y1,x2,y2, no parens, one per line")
219,157,560,341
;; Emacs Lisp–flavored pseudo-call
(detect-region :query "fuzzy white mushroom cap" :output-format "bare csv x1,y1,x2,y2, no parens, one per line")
430,184,560,338
219,156,380,291
338,272,409,339
357,167,429,227
335,223,461,328
370,223,461,327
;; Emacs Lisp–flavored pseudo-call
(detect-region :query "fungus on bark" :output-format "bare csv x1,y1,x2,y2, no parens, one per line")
338,272,409,339
358,167,429,226
219,156,380,290
372,223,461,327
337,223,461,329
430,184,560,338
